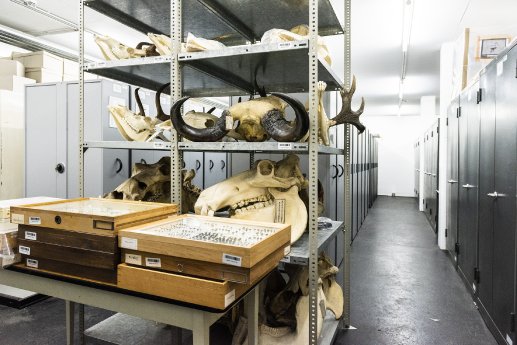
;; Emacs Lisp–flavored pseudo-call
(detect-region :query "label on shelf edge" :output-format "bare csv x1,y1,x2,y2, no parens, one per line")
121,237,138,250
224,289,236,307
278,42,293,50
19,245,30,255
28,216,41,225
222,253,242,267
125,253,142,266
145,257,161,268
153,142,166,149
11,213,24,224
277,143,293,150
26,258,38,268
25,231,37,241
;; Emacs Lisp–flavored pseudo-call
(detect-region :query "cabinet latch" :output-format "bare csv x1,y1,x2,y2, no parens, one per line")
455,242,460,255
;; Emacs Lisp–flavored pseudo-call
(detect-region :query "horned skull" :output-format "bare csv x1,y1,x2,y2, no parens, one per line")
94,35,158,60
195,154,308,244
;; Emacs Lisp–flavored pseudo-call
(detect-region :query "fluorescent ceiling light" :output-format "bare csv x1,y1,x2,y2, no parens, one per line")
402,0,415,53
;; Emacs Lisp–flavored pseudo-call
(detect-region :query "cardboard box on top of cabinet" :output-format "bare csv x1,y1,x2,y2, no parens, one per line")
0,75,35,92
11,51,63,75
25,68,62,83
0,59,24,77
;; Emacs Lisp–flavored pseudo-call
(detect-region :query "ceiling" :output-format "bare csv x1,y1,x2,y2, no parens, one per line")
1,0,517,117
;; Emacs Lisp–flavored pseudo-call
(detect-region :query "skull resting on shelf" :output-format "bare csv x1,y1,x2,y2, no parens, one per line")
94,35,158,61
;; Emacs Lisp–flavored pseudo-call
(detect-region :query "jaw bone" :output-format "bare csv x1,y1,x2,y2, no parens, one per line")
108,105,157,142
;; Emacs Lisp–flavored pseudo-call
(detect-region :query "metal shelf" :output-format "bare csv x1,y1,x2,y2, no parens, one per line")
85,0,343,44
281,221,344,265
178,141,345,155
319,316,340,345
84,141,172,150
84,40,343,96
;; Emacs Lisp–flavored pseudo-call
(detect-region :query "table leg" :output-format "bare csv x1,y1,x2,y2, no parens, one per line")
65,300,75,345
192,312,210,345
245,287,259,345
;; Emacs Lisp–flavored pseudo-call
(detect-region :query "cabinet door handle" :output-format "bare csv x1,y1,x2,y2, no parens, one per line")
487,192,498,199
331,164,338,179
462,184,475,189
209,160,214,170
181,160,186,169
221,160,226,170
55,163,66,174
447,179,458,184
338,164,344,177
115,158,123,174
195,159,201,171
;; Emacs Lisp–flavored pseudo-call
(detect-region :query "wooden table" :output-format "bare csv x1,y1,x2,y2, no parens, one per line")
0,268,259,345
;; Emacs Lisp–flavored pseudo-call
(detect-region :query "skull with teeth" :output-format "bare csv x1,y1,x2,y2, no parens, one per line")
194,154,308,244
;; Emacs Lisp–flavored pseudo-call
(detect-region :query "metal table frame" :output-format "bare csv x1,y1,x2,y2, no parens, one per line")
0,268,259,345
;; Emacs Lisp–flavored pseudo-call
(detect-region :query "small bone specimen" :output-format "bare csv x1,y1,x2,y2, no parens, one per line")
195,154,308,244
147,33,172,55
94,35,157,60
261,24,332,66
185,32,226,52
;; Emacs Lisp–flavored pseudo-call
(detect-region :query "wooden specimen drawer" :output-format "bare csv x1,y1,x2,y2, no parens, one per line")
10,198,178,235
121,242,288,284
117,264,251,310
118,215,291,268
19,239,118,270
20,257,117,284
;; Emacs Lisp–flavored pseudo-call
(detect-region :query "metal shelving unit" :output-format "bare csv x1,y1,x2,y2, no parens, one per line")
79,0,352,344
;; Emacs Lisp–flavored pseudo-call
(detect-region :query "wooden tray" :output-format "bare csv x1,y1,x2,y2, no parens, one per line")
19,239,118,270
10,198,178,235
20,257,117,284
117,264,251,310
17,225,117,253
118,215,291,268
121,241,288,284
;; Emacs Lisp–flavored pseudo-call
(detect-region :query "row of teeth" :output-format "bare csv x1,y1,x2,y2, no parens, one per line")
234,200,274,214
230,195,273,210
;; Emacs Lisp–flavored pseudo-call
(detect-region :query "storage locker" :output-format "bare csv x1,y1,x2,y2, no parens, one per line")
446,98,460,261
204,153,228,188
336,124,346,222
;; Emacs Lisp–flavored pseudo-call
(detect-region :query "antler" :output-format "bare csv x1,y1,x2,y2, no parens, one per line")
330,76,365,133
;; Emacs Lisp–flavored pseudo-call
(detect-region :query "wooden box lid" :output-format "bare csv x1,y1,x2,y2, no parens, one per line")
118,215,291,268
10,198,178,235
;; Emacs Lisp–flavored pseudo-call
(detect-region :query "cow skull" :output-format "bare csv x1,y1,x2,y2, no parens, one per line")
94,35,157,60
195,154,308,244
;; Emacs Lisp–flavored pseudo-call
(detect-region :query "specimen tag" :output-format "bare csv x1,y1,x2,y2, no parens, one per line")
25,231,37,241
225,114,233,130
224,289,236,307
29,216,41,225
277,143,293,150
121,237,138,250
222,253,242,267
26,258,38,268
153,142,166,149
11,213,24,224
125,253,142,265
146,257,161,268
278,42,293,50
274,199,286,223
19,245,30,255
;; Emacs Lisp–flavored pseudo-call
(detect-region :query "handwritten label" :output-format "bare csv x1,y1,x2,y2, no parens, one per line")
224,289,236,307
121,237,138,250
11,213,24,224
125,253,142,265
146,257,161,268
29,216,41,225
222,253,242,267
25,231,37,241
19,245,30,255
26,258,38,268
274,199,286,223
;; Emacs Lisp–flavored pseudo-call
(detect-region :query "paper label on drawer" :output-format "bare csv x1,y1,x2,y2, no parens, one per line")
11,213,24,224
25,231,37,241
29,216,41,225
284,246,291,256
146,257,161,268
19,245,30,255
222,253,242,267
125,253,142,265
225,289,236,307
121,237,138,250
278,42,293,50
507,334,513,345
26,258,38,268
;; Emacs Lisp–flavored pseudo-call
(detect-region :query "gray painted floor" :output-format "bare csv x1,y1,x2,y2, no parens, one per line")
0,196,497,344
336,196,497,345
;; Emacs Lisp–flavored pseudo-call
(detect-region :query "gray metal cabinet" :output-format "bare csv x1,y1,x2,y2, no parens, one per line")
447,97,460,261
204,153,228,188
183,152,204,189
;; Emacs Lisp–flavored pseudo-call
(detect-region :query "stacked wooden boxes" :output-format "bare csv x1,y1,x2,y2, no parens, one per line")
118,215,291,309
10,198,177,284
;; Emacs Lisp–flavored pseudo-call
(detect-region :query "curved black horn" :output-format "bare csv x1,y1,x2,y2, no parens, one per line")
171,97,229,142
134,88,145,116
207,107,216,114
155,83,170,121
261,93,310,142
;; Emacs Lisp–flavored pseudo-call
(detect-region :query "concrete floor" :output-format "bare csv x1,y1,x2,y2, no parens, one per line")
336,196,496,345
0,196,497,344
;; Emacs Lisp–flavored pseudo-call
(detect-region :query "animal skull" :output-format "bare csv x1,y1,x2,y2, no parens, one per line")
147,33,172,55
94,35,156,60
195,154,308,244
